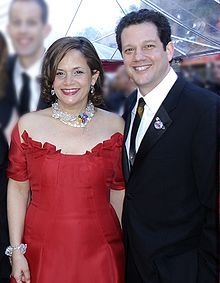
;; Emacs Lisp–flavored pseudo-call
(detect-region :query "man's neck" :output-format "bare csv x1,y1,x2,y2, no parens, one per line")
18,47,44,69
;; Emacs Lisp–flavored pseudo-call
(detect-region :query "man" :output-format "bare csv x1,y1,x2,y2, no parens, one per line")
116,9,219,283
207,60,220,95
0,1,50,281
0,0,51,129
113,64,136,98
0,31,11,283
104,65,136,114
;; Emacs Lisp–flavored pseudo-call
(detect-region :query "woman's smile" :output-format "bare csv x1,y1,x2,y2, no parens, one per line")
61,88,80,96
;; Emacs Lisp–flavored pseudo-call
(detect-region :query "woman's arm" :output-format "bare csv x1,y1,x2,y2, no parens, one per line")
106,112,125,225
7,178,31,282
7,178,30,246
110,189,125,225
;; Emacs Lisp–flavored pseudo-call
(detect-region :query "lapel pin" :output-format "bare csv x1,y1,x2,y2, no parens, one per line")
154,117,165,130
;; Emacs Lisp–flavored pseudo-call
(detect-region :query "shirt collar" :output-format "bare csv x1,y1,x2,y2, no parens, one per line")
136,67,178,114
14,57,43,80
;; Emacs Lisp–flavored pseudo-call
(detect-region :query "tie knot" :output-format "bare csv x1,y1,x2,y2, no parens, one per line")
22,72,30,83
137,97,145,118
138,97,145,107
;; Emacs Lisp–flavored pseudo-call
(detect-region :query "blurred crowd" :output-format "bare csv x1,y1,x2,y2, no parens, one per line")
102,65,136,115
0,0,51,141
208,60,220,95
177,59,220,96
102,57,220,115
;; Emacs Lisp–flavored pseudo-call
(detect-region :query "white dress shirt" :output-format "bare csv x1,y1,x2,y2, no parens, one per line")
14,58,43,112
126,67,178,157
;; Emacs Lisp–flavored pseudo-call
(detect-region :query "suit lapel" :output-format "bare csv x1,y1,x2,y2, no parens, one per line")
122,91,137,182
133,105,172,167
131,77,186,171
7,55,17,105
37,96,49,110
123,91,137,139
122,146,130,183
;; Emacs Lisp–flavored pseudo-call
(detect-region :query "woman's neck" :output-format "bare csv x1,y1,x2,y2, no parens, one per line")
57,100,88,115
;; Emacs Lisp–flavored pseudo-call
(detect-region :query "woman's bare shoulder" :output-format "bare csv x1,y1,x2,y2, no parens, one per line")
18,108,51,134
96,108,124,134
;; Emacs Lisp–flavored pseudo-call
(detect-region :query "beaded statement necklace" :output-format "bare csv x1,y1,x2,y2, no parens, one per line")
52,101,95,128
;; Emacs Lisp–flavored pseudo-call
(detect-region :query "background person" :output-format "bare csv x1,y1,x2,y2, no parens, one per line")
113,65,136,99
0,31,11,283
104,65,136,115
207,60,220,95
1,0,51,131
7,36,125,283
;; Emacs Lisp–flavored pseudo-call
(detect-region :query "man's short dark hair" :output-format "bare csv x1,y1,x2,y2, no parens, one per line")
10,0,48,24
115,9,172,52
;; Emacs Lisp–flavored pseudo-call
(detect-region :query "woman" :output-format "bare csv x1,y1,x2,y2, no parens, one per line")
7,36,125,283
0,31,11,283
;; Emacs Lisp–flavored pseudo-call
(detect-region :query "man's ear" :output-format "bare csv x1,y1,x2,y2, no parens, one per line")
6,24,11,37
166,41,174,62
43,24,51,39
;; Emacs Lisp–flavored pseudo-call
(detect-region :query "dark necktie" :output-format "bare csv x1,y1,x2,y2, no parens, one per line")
129,97,146,166
19,73,30,116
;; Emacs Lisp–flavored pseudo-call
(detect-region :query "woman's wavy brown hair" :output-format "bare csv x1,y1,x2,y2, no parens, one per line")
41,36,104,106
0,32,8,99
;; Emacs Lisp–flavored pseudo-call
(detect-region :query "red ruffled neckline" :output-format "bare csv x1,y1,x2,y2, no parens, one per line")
20,129,123,157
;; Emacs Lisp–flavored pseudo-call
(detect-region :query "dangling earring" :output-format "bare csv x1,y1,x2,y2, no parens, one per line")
90,85,95,95
51,89,56,96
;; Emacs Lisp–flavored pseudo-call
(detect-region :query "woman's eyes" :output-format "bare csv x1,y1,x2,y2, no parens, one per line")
56,71,66,79
55,70,86,79
56,71,65,76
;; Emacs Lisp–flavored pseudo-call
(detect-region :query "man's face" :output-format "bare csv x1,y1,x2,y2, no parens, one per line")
7,1,50,58
121,22,174,95
114,65,130,92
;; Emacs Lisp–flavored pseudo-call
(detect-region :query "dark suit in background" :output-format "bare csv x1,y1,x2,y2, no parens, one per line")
0,55,48,129
0,129,10,282
104,90,126,114
122,78,219,283
0,55,48,282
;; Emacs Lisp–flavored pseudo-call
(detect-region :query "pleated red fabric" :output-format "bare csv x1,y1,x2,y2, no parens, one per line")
8,124,125,283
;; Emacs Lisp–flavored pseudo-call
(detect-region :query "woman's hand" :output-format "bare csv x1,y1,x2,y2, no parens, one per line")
11,252,30,283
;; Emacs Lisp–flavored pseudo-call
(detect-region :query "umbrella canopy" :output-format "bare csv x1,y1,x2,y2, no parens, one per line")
1,0,220,60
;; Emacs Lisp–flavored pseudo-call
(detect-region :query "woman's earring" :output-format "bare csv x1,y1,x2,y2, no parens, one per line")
90,85,95,95
51,89,56,96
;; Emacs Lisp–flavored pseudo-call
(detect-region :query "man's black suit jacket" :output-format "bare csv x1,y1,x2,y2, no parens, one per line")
0,129,10,281
0,55,48,129
0,55,48,281
122,77,219,283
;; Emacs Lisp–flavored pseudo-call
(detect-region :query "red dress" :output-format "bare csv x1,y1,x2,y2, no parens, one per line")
8,125,125,283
